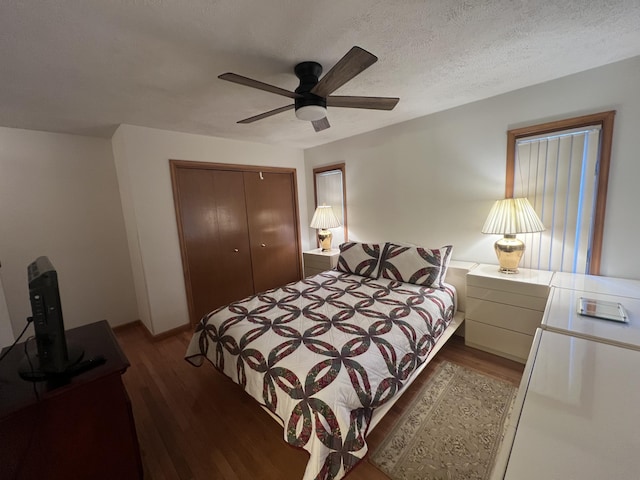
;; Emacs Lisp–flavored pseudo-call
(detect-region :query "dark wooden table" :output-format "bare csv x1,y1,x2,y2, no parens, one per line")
0,320,142,479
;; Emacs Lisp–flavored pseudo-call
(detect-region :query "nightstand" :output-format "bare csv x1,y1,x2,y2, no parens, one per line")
465,263,553,363
303,248,340,277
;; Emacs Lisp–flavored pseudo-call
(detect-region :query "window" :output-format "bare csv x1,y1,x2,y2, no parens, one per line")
506,111,615,275
313,164,347,247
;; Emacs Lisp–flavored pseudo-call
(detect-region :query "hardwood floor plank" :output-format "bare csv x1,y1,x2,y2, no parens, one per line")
116,325,523,480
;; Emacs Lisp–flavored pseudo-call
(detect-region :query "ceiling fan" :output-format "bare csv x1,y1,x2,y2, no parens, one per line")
219,46,400,132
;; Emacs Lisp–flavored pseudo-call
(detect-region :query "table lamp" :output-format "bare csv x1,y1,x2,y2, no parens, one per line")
481,197,545,273
310,205,341,251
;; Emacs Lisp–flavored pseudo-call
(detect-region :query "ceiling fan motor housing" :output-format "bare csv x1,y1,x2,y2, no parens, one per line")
294,61,327,117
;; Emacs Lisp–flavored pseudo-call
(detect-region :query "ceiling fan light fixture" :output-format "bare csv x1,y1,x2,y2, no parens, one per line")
295,105,327,121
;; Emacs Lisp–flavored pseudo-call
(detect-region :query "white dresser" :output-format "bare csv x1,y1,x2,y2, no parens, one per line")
492,274,640,479
465,264,553,363
302,248,340,277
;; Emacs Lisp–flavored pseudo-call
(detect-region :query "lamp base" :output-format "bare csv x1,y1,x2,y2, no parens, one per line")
317,229,333,251
494,235,525,274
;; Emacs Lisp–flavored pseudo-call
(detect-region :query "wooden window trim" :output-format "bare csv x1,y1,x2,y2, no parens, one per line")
313,163,348,244
505,110,615,275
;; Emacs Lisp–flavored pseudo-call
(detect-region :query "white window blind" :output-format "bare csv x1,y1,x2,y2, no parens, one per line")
315,170,346,246
514,125,601,274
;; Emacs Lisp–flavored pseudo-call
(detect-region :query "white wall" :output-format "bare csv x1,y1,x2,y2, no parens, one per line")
0,273,14,348
112,125,307,335
0,127,138,337
4,56,637,340
305,55,640,280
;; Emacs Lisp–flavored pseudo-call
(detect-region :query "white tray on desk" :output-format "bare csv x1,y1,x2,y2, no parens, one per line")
577,297,628,323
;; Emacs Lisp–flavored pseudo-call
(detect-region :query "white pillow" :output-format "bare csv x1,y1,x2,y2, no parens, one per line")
336,242,385,278
380,244,453,287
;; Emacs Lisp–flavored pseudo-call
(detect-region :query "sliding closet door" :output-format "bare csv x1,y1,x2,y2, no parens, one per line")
243,171,302,293
173,167,254,323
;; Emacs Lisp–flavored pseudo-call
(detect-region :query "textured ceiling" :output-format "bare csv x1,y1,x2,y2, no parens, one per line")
1,0,640,149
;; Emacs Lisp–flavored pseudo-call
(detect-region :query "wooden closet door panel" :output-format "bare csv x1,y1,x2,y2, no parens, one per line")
243,171,301,293
175,168,254,323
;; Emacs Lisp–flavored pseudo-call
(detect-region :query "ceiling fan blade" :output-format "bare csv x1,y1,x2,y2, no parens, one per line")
219,73,301,99
327,96,399,110
312,117,330,132
237,104,295,124
310,46,378,98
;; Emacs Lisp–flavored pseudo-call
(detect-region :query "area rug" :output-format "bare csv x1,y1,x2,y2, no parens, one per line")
370,361,517,480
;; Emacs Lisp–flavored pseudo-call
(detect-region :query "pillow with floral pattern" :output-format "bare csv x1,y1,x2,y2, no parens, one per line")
336,242,385,278
379,244,453,287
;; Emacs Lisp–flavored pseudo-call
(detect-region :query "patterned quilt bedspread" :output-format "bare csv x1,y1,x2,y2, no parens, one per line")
185,269,456,480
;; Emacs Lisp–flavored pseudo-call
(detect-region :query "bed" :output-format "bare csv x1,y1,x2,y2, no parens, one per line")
185,242,471,480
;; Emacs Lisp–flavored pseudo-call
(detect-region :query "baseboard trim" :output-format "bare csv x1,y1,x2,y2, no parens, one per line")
151,322,193,341
112,320,143,333
112,319,192,341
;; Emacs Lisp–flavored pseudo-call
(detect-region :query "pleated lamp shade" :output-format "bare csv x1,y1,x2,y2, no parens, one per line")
310,205,341,229
481,197,545,273
482,198,545,235
310,206,341,251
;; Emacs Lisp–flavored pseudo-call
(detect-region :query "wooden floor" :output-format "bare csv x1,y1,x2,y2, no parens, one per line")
115,324,524,480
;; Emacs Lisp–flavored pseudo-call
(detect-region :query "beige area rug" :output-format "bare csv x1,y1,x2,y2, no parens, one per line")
370,361,517,480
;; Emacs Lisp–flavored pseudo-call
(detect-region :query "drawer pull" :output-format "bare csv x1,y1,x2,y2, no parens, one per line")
260,243,266,248
233,248,239,253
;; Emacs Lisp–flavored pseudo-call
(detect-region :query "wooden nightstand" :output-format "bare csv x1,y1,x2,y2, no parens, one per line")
303,248,340,277
465,263,553,363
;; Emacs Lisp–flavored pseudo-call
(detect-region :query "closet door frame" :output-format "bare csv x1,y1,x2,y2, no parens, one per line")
170,160,303,326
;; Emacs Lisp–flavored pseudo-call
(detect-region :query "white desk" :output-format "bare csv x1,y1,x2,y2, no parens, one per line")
501,329,640,480
551,271,640,298
492,274,640,480
542,287,640,350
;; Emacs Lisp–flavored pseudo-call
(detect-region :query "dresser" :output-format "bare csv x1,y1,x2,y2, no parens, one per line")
303,248,340,277
0,320,142,480
465,264,553,363
491,274,640,479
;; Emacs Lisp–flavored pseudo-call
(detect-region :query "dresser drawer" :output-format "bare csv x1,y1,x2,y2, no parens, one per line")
303,250,339,270
303,249,340,278
466,266,552,298
304,255,332,270
466,297,543,335
467,285,548,311
304,267,327,278
465,320,533,363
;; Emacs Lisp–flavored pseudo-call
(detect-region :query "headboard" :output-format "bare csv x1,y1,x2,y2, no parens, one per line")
445,260,478,317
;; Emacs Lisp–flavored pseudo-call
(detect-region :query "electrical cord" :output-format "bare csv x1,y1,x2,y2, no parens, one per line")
0,317,33,363
23,335,40,401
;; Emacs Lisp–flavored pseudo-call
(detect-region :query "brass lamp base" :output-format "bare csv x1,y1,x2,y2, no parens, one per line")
317,229,333,251
494,234,525,273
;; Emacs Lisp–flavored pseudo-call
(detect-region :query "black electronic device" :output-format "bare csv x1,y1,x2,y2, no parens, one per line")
18,256,84,381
